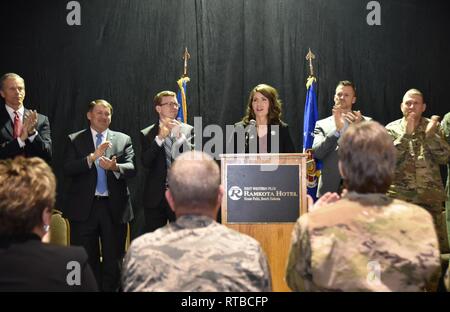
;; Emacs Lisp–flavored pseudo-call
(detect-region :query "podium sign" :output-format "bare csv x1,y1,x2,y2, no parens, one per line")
220,153,308,292
227,164,300,223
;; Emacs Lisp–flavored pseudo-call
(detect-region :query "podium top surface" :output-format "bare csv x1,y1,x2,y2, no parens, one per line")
219,153,308,159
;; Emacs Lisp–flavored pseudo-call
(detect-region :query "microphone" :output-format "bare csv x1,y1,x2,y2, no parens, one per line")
246,119,256,133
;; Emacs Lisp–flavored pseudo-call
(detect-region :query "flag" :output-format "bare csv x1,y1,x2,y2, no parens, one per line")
303,76,321,201
176,76,190,123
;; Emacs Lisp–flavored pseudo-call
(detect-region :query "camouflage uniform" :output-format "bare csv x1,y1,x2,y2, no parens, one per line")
285,192,441,291
386,117,450,253
122,215,272,291
442,112,450,247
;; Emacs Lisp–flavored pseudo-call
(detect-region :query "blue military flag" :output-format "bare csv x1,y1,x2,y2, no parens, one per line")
303,76,321,201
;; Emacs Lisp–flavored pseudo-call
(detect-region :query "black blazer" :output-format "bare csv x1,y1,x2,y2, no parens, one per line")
230,121,296,154
140,122,193,210
63,129,136,223
0,106,52,162
0,234,97,291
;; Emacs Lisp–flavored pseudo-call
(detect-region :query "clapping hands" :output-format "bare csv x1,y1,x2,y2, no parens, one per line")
19,110,38,141
159,118,181,139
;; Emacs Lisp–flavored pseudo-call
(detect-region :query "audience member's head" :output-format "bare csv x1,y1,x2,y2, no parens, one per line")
0,157,55,238
166,151,223,219
338,121,396,194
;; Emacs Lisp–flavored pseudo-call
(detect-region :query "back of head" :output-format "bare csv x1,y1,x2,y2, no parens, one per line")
167,151,220,214
0,157,56,237
338,121,396,194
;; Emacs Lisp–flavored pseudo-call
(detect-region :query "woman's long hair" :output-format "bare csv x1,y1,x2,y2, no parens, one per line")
241,84,284,125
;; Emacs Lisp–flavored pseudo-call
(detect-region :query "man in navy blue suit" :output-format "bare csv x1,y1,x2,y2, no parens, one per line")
64,99,136,291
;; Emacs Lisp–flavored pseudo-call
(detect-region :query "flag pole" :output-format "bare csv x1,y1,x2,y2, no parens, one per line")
303,48,321,202
305,48,316,78
182,47,190,77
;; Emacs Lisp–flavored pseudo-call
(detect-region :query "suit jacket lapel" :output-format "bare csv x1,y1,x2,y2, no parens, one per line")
105,130,115,159
149,124,159,140
1,106,14,138
81,129,96,156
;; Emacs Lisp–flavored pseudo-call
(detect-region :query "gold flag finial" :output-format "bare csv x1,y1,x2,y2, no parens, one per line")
182,47,191,77
305,48,316,77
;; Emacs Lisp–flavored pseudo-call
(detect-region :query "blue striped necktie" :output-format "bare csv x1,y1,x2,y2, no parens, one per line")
163,136,174,169
95,133,107,194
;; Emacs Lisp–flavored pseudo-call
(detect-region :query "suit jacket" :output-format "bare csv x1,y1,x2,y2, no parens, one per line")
230,121,295,153
312,115,371,197
0,106,52,162
140,122,193,210
63,129,136,223
0,233,97,291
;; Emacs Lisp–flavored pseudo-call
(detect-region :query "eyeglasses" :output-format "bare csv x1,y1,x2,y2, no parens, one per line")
159,102,180,108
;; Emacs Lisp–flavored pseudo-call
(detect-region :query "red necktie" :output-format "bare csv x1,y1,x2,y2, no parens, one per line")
13,111,22,139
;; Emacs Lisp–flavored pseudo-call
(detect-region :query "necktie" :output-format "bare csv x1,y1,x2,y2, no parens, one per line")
95,133,107,194
13,111,22,139
163,136,174,169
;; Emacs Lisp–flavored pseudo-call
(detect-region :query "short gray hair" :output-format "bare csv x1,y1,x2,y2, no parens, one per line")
403,88,424,103
0,73,24,90
167,151,221,211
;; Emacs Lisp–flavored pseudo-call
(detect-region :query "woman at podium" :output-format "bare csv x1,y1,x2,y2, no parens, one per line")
229,84,295,154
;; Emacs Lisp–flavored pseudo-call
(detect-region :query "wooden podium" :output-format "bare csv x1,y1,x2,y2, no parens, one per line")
220,153,308,292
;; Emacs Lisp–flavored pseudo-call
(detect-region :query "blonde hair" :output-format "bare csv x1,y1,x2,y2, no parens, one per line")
0,157,56,236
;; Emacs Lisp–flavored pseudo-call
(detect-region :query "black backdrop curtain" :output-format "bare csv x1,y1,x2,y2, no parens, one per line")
1,0,449,237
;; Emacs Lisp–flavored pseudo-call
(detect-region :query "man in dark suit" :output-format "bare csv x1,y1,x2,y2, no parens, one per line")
141,90,193,233
64,99,136,291
312,80,371,198
0,73,52,162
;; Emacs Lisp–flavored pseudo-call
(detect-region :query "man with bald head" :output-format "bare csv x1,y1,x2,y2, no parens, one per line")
122,151,271,292
0,73,52,162
386,89,450,253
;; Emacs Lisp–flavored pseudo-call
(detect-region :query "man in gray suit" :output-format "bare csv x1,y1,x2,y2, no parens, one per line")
140,90,193,233
312,81,370,198
64,99,136,291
